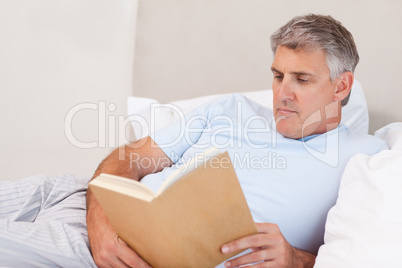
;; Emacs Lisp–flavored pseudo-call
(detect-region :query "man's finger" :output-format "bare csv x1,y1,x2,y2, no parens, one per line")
116,237,151,268
255,222,281,234
222,233,275,255
223,248,276,268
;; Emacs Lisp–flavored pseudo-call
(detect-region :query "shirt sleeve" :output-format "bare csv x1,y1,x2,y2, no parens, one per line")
150,97,217,164
142,96,225,192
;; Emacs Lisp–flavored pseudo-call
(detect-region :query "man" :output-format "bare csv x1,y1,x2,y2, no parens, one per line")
86,14,387,267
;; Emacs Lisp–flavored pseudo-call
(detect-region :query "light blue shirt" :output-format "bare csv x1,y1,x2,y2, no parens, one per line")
143,93,387,254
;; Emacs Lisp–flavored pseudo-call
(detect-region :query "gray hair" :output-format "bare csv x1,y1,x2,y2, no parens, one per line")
270,14,359,106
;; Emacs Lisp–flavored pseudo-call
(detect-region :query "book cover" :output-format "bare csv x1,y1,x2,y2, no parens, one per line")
89,150,257,268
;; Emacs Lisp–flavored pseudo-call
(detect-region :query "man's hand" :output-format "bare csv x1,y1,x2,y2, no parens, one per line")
221,223,315,268
86,137,172,267
87,193,151,268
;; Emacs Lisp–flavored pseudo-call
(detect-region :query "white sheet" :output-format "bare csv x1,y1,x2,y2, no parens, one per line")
314,123,402,267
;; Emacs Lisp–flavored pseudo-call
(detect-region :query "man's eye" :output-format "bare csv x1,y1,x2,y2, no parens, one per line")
298,78,308,83
274,75,283,81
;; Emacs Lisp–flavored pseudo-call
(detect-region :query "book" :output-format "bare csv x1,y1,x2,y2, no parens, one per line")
89,148,257,268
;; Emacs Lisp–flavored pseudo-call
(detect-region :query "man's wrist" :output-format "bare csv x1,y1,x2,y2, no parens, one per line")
293,248,316,268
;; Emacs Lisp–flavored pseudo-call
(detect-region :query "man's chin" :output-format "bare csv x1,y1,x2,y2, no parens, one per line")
275,123,302,140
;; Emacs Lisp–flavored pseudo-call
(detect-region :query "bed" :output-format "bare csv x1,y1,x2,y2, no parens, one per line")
2,79,400,267
1,84,400,267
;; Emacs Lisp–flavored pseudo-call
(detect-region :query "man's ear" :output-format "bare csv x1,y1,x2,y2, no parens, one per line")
334,72,354,102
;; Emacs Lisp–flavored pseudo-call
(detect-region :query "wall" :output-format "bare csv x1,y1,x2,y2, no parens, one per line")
0,0,138,180
133,0,402,133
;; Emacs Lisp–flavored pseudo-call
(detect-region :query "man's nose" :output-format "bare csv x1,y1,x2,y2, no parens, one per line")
277,78,295,101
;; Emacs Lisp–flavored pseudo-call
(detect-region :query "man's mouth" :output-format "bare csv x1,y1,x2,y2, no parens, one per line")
277,107,297,116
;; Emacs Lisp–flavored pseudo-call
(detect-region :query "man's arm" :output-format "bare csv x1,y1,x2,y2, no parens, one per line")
86,137,173,268
221,223,315,268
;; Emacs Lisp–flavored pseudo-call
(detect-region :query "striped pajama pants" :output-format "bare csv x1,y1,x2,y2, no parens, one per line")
0,174,96,267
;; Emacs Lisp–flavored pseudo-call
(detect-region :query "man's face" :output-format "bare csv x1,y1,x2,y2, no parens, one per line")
271,46,340,139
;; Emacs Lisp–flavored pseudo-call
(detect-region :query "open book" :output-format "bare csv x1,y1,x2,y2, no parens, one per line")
89,148,257,268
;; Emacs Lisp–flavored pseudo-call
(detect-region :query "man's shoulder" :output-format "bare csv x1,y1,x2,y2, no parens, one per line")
339,125,388,155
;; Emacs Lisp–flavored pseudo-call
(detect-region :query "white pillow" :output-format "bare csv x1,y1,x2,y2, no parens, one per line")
314,123,402,267
128,80,368,140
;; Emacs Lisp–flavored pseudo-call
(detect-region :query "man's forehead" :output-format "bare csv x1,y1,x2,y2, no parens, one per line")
275,45,324,55
271,46,328,74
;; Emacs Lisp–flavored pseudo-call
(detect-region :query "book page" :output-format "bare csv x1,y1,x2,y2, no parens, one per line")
91,173,156,202
156,147,221,196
